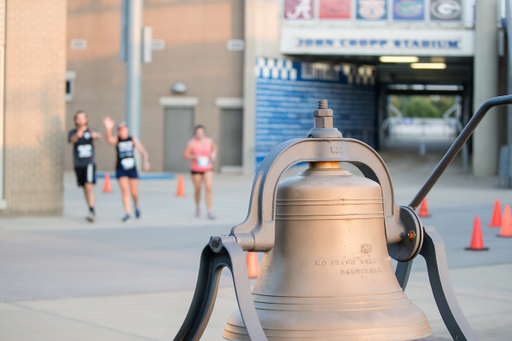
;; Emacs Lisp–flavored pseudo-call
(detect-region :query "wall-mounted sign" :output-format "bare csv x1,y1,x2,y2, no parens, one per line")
393,0,424,20
430,0,462,21
70,39,87,50
151,40,165,50
227,39,245,51
281,0,471,24
357,0,388,20
284,0,315,20
280,27,475,56
319,0,351,19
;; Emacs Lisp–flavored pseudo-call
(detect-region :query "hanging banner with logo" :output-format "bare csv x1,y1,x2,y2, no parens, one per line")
319,0,351,19
430,0,462,21
393,0,424,20
284,0,315,20
357,0,388,20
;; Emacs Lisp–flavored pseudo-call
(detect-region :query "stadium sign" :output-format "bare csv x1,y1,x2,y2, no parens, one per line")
281,27,474,56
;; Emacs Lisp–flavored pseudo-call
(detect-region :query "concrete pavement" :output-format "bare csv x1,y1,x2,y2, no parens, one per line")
0,152,511,340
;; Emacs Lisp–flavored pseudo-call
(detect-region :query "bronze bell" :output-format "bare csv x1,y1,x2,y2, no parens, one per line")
223,162,430,340
173,97,512,341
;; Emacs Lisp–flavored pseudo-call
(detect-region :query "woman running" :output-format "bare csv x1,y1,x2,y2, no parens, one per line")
103,117,150,222
183,125,217,219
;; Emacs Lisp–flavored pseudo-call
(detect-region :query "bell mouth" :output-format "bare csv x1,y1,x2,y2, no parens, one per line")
223,301,431,341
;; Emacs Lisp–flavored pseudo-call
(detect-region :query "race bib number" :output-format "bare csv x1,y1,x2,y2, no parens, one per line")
77,144,93,158
118,141,134,157
121,157,136,170
197,156,210,168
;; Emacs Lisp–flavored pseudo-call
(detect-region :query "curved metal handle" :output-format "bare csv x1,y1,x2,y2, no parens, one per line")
173,236,268,341
420,227,478,341
410,94,512,209
230,137,403,252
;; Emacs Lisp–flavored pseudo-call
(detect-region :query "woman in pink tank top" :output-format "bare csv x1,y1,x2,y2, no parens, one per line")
183,125,218,219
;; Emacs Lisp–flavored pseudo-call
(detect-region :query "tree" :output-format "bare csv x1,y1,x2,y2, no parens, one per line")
403,96,438,118
389,95,456,118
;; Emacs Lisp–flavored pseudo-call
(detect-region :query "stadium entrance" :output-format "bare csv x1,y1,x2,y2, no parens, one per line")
247,0,502,176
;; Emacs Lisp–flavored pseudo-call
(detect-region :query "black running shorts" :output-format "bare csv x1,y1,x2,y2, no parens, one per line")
75,163,96,186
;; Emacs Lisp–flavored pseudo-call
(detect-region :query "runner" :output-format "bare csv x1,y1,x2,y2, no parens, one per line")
103,117,150,222
68,110,101,222
183,125,217,219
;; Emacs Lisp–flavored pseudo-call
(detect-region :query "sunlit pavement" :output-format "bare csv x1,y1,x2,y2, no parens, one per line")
0,152,511,340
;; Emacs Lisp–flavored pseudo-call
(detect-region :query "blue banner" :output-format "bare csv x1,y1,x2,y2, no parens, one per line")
254,57,376,170
393,0,424,20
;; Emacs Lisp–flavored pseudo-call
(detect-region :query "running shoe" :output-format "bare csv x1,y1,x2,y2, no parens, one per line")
195,207,200,217
207,211,215,220
122,214,132,223
135,207,140,219
86,211,95,223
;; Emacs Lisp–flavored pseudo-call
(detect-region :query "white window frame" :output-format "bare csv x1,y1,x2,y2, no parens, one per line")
215,97,243,109
159,97,198,107
65,71,76,102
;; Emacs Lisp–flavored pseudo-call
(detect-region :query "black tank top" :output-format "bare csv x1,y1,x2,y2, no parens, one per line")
116,137,136,170
69,128,96,168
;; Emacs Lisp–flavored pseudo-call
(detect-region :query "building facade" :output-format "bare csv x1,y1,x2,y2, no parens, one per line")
66,0,245,174
0,0,67,215
0,0,503,215
66,0,507,178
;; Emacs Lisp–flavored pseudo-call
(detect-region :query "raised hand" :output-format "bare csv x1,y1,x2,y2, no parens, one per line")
103,116,115,130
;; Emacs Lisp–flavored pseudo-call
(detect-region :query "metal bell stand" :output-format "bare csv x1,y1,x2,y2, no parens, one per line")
173,95,512,341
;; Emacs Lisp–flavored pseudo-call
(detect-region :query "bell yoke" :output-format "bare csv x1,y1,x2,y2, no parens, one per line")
174,96,512,341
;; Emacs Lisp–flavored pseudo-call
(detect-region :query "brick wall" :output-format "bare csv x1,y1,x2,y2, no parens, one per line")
3,0,67,215
66,0,244,172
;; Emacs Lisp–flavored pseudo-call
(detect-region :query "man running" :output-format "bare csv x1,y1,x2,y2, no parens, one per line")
68,110,101,222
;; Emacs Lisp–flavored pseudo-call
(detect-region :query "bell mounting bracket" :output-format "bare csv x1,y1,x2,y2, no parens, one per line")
229,137,405,252
173,236,269,341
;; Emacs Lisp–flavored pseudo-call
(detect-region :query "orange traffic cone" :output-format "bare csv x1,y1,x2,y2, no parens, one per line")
498,205,512,238
488,199,502,227
465,216,488,251
103,173,112,193
246,252,259,278
418,198,430,217
176,175,186,197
